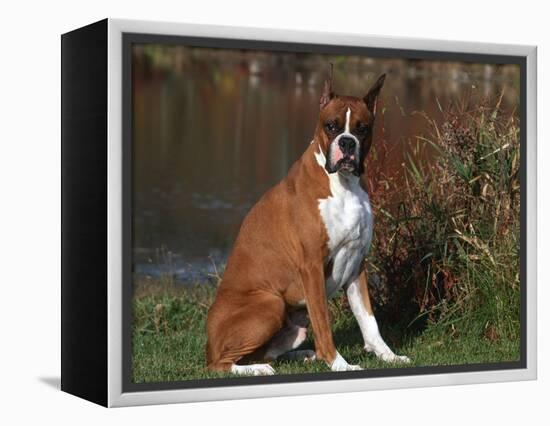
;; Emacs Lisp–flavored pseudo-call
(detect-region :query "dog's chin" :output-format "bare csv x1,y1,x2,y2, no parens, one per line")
338,160,358,175
326,159,359,176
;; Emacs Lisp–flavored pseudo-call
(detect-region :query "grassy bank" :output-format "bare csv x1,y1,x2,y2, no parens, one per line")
132,99,520,384
132,277,519,383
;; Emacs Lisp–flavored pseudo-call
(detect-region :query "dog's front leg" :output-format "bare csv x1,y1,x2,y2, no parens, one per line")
302,265,361,372
346,271,410,363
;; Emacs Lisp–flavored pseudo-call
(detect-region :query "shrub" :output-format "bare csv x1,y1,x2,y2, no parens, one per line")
365,96,520,344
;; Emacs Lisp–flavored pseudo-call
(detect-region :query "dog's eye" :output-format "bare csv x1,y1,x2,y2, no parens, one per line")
325,121,339,133
356,123,369,135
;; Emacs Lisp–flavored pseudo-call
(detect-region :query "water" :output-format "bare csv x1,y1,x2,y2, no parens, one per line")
132,46,519,283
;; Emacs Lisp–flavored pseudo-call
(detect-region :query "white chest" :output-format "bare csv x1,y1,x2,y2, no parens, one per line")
312,146,374,299
317,173,374,298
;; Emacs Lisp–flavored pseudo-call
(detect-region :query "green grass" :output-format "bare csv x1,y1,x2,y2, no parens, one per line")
131,278,519,384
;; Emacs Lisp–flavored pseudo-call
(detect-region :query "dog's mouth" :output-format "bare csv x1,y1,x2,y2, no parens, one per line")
325,143,360,175
336,157,357,173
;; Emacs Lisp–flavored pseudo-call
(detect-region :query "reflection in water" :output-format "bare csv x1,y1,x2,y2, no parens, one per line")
132,45,519,283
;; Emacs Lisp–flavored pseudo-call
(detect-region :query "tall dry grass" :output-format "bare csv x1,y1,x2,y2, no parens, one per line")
365,96,520,344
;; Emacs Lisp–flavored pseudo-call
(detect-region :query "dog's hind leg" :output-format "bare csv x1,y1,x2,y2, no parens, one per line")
277,349,316,362
263,309,316,362
206,290,286,375
263,323,308,361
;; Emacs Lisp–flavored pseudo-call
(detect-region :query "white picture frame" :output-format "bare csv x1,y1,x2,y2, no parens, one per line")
61,18,537,407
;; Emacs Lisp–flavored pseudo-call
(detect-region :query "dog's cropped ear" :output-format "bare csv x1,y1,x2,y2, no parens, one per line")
364,74,386,116
320,63,334,109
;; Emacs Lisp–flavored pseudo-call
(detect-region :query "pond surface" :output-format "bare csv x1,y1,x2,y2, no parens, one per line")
132,47,519,283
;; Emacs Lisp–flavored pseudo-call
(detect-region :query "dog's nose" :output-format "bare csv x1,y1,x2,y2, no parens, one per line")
338,136,356,155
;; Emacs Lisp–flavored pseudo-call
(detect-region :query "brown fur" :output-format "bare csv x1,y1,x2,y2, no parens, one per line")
206,73,385,371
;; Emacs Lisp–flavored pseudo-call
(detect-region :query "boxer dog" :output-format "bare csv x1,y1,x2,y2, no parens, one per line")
206,69,410,375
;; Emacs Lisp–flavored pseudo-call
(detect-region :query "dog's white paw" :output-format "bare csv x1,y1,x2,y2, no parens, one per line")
345,364,362,371
330,352,362,372
395,355,411,363
230,363,276,376
378,351,411,364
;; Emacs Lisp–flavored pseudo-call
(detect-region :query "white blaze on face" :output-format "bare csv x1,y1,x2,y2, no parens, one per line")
328,107,359,168
344,107,351,133
333,107,359,157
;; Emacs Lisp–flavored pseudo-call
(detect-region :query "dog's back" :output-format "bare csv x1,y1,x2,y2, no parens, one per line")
206,143,329,370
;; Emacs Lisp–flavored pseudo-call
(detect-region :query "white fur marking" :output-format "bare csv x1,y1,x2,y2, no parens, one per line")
315,147,373,298
291,327,308,349
295,298,306,307
330,351,362,372
336,108,359,159
346,280,410,363
314,147,328,173
230,363,275,376
344,107,351,133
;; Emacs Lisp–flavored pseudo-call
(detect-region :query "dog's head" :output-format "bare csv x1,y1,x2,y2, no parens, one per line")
316,66,385,177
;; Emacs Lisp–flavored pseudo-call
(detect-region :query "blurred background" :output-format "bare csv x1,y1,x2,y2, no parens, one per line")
131,44,519,283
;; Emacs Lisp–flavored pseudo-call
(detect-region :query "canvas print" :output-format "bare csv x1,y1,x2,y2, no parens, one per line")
130,42,520,384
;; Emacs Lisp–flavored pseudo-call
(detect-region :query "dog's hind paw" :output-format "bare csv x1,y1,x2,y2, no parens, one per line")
280,349,317,362
230,363,276,376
